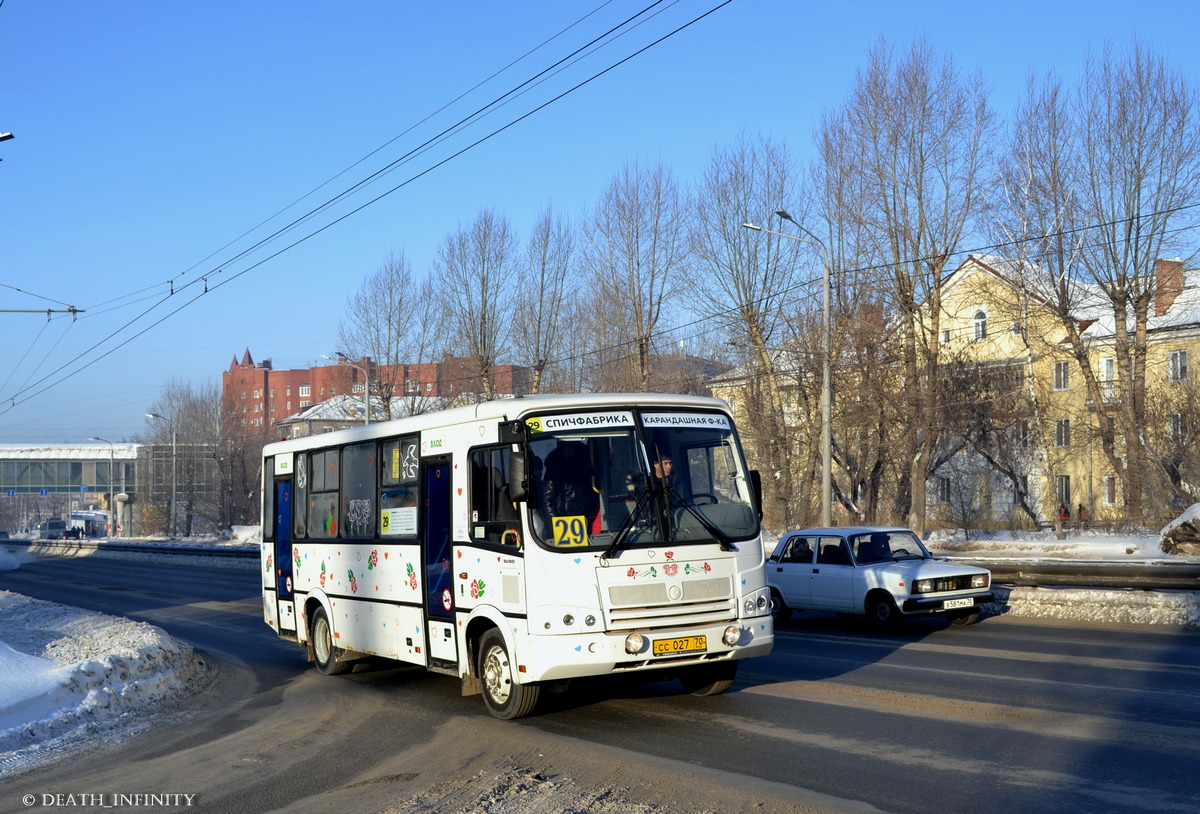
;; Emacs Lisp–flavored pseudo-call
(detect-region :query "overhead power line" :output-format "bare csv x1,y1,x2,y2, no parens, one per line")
0,1,735,416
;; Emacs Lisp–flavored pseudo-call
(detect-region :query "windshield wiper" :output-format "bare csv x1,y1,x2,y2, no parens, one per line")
601,483,657,560
664,485,735,551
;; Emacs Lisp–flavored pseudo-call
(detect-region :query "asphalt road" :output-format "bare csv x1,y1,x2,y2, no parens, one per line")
2,554,1198,814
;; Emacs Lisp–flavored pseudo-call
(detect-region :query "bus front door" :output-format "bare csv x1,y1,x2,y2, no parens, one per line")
274,479,297,633
423,460,457,665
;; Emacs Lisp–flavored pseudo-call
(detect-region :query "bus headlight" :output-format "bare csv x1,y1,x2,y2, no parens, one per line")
722,625,741,646
624,633,646,654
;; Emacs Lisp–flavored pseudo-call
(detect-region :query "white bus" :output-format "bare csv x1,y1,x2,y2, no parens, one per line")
260,393,773,718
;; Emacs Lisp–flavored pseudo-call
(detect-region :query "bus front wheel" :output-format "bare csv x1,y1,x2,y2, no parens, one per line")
311,606,351,676
478,628,540,720
679,660,738,696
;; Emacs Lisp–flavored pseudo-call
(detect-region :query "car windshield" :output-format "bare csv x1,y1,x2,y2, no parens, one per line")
525,409,758,553
848,530,930,564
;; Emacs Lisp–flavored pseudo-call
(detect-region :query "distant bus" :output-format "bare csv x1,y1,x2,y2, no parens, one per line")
36,519,67,539
260,393,773,718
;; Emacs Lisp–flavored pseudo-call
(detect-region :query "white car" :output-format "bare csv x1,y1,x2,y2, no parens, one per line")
766,527,993,629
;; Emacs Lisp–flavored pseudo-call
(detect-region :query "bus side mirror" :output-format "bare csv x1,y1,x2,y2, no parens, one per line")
749,470,763,520
508,451,528,502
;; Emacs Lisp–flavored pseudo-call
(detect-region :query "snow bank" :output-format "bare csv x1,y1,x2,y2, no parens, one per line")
0,591,211,778
994,585,1200,628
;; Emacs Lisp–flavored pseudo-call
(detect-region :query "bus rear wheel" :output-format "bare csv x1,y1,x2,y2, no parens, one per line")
311,606,351,676
478,628,540,720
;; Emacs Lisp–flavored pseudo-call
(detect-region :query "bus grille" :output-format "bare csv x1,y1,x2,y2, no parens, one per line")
605,577,735,629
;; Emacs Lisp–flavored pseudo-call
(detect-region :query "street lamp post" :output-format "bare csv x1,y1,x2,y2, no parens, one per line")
743,211,834,527
145,413,177,538
89,437,115,537
325,352,372,424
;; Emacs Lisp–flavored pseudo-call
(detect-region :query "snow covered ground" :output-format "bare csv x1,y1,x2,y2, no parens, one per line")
1,527,1198,781
0,555,212,779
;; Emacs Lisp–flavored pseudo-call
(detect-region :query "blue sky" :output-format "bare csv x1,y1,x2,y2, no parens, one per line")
2,0,1198,443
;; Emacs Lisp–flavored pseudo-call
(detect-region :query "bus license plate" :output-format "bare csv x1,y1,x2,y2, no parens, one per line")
653,635,707,655
943,598,974,610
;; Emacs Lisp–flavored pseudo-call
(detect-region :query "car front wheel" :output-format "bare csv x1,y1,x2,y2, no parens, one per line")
949,609,981,626
769,588,791,624
867,593,902,631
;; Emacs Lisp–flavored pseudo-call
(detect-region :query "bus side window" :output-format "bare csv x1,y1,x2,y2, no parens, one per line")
470,447,520,546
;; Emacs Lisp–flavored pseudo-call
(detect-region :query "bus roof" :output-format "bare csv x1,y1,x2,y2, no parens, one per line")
261,393,732,456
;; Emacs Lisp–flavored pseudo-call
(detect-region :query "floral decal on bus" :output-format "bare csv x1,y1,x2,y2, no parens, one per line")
406,562,418,591
471,578,487,599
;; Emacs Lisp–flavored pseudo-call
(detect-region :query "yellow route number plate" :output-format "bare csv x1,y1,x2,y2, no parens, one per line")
652,635,707,656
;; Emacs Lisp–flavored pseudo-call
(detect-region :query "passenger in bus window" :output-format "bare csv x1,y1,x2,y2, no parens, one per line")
543,443,600,523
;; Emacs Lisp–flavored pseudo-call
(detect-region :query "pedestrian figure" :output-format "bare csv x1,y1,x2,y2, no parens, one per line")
1058,503,1070,525
1078,504,1089,530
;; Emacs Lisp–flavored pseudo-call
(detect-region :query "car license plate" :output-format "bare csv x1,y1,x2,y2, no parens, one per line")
653,635,707,655
943,598,974,610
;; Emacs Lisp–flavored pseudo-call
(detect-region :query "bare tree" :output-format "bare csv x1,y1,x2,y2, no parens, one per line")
823,37,994,533
145,379,224,536
997,42,1200,523
338,251,440,419
689,134,805,528
434,209,518,400
583,160,688,391
513,206,576,394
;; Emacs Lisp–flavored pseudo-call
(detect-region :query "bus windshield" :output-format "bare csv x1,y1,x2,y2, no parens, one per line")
525,409,758,553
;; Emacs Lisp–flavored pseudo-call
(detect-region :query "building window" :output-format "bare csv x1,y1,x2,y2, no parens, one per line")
1101,357,1116,400
1014,420,1031,449
1056,475,1071,506
935,475,951,503
1169,349,1188,382
299,385,311,397
1054,361,1070,391
1170,412,1186,444
1012,474,1028,504
1104,475,1117,506
1054,418,1070,448
1010,320,1024,336
940,329,951,345
405,380,420,394
973,311,987,341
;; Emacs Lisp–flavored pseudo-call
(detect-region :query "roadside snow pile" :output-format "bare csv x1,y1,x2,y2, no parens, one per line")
995,585,1200,628
926,528,1172,560
0,591,211,778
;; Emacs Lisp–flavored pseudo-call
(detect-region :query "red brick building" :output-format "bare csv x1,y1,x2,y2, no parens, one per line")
221,350,530,433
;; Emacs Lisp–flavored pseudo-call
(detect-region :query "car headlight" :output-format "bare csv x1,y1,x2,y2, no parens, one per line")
914,579,934,594
971,574,990,588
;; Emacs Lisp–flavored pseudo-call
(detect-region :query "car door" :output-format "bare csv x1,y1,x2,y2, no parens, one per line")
771,534,815,607
810,536,856,610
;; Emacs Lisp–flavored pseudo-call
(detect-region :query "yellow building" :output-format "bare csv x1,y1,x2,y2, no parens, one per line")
935,254,1197,528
